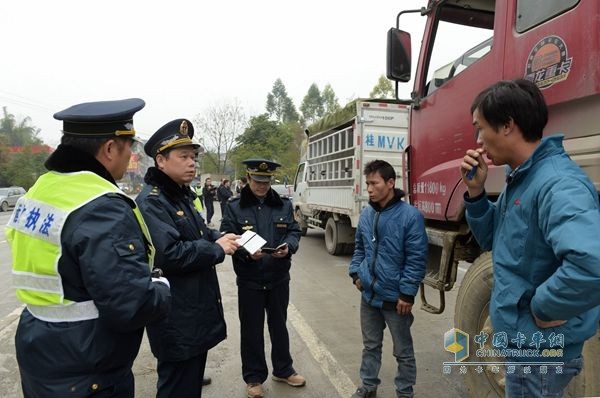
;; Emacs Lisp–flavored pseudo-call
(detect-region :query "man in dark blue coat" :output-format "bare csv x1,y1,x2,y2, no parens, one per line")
220,158,304,398
136,118,240,398
6,99,171,397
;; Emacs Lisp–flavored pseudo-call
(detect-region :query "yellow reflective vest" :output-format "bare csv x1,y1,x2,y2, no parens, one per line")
6,171,154,313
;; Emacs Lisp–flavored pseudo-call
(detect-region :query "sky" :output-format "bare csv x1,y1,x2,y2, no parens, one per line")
0,0,429,147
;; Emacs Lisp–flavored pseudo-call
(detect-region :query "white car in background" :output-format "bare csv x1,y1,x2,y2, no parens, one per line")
0,186,26,212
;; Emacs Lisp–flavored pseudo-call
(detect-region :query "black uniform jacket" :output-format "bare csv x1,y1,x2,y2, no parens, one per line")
136,167,226,362
15,145,171,396
220,185,301,289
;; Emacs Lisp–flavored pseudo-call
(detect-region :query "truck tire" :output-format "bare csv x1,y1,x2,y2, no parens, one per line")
294,208,308,236
455,252,600,398
454,252,503,398
325,217,344,255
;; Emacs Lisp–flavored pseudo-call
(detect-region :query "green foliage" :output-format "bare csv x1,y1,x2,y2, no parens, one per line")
300,83,324,125
230,114,300,181
1,150,48,189
369,74,395,99
321,83,341,115
0,106,42,146
0,107,47,188
266,79,299,124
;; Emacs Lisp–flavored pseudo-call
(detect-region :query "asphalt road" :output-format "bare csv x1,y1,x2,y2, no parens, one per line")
0,208,470,398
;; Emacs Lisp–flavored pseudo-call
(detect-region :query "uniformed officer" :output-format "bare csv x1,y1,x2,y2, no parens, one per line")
136,118,240,398
5,98,172,397
220,159,304,398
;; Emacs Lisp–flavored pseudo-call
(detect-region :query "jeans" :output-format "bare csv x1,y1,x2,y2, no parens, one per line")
504,356,583,398
359,299,416,398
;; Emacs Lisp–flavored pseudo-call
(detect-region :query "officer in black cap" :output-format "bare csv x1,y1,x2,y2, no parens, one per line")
220,158,304,398
7,99,171,397
136,118,240,398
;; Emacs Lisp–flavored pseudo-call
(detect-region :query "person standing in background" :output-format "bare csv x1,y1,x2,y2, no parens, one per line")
217,179,233,217
202,177,216,226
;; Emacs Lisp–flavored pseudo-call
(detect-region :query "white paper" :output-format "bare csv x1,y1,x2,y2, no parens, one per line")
236,230,267,255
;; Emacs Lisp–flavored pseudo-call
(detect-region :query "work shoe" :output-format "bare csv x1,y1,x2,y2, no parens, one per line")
351,386,377,398
272,373,306,387
246,383,264,398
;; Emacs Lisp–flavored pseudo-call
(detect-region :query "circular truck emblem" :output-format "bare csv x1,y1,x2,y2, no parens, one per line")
525,35,572,90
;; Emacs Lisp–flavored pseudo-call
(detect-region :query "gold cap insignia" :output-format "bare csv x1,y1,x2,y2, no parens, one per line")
259,162,268,171
179,120,189,136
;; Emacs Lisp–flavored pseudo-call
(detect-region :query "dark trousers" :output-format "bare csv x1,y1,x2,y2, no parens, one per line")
156,352,208,398
205,199,214,224
238,283,295,384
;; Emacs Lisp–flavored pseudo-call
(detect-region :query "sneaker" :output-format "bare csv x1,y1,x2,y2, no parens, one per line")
272,373,306,387
246,383,264,398
351,386,377,398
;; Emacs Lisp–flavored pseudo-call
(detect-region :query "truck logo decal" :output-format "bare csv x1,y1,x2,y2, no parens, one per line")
524,35,572,90
364,133,405,151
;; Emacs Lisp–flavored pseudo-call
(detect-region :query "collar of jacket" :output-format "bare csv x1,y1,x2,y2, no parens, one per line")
44,144,117,185
505,134,565,183
369,188,405,212
144,167,194,202
239,184,284,209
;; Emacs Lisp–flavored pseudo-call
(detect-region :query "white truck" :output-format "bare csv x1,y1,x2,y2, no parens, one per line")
293,99,409,255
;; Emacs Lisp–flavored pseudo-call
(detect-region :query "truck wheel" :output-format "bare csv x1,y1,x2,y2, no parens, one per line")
1,201,7,212
325,218,344,255
455,252,600,398
454,252,503,398
294,208,308,236
336,220,355,255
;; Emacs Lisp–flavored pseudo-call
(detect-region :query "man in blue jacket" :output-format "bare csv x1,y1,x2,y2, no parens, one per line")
136,119,240,398
349,160,428,398
461,79,600,397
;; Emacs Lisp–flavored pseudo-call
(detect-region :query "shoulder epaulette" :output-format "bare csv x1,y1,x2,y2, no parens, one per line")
229,196,240,202
149,186,160,196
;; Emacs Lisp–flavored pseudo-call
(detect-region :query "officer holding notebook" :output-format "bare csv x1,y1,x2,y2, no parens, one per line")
220,158,303,398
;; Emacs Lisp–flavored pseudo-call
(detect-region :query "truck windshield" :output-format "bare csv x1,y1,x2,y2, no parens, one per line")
424,1,495,97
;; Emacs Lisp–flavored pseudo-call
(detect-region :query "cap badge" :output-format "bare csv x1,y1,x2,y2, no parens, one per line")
180,120,189,136
259,162,268,171
124,122,134,130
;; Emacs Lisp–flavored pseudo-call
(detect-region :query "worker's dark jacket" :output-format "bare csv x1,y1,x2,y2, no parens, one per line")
220,185,301,289
15,145,171,397
136,167,226,362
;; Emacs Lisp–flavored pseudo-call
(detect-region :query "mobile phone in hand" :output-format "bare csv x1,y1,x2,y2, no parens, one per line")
262,243,288,253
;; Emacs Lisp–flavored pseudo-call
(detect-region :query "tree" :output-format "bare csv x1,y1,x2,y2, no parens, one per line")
266,79,299,123
230,114,297,179
194,99,247,175
0,106,42,146
321,84,341,115
300,83,324,125
369,74,395,99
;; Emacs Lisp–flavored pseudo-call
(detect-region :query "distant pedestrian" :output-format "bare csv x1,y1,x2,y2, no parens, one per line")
349,159,427,398
202,177,216,225
236,176,248,195
217,178,233,216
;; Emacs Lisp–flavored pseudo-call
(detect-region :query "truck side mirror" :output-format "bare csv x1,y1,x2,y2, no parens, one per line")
386,28,411,82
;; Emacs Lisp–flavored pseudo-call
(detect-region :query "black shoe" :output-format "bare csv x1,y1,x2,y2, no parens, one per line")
202,377,212,386
351,386,376,398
